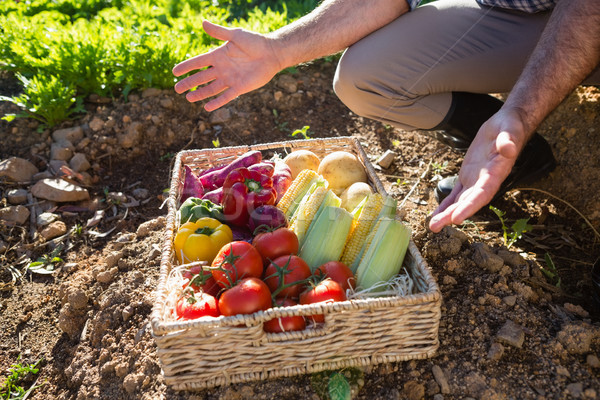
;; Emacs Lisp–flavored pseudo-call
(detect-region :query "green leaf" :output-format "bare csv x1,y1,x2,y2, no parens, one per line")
511,218,532,237
328,372,351,400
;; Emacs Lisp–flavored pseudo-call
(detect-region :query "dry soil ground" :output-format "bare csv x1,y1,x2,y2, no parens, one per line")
1,62,600,400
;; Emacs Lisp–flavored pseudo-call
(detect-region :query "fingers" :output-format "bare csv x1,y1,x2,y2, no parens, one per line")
186,79,229,103
429,184,493,233
202,20,235,42
174,68,218,94
496,130,519,159
205,90,239,112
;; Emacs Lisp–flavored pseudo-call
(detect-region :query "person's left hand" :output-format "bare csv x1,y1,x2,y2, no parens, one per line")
428,108,528,233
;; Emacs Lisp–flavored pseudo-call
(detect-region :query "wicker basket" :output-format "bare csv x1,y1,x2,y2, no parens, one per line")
150,136,441,391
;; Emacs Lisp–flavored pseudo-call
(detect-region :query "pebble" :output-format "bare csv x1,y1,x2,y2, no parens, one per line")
376,150,396,169
496,320,525,348
105,251,124,269
96,267,118,284
487,342,504,361
566,382,583,398
159,98,173,109
0,157,39,182
141,88,162,98
276,74,298,93
209,108,231,124
0,205,30,225
37,212,59,227
31,178,90,202
587,354,600,368
7,188,27,204
52,126,84,143
50,140,74,161
89,117,105,132
118,121,142,148
432,365,450,394
40,220,67,240
502,295,517,307
69,153,91,172
132,188,149,199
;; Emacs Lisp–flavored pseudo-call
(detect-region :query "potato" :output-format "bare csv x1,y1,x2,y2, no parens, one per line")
340,182,373,212
317,151,368,195
283,150,320,179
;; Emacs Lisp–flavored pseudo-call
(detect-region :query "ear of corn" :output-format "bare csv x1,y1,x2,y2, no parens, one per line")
299,189,341,248
290,185,327,244
340,193,385,267
354,217,411,290
298,205,353,271
276,169,327,220
349,195,398,273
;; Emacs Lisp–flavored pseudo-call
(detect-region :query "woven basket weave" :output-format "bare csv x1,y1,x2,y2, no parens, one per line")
150,136,441,391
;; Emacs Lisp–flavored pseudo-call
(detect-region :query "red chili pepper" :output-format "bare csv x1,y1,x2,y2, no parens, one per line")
222,168,277,226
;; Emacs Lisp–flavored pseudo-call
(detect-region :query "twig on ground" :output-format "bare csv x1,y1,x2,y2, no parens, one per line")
399,159,433,210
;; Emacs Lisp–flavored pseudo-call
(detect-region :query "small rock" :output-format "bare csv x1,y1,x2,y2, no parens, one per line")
487,342,504,361
123,372,143,394
472,242,504,273
50,140,74,161
376,150,396,169
48,160,68,174
40,221,67,240
209,108,231,124
274,90,284,101
564,303,589,318
0,205,30,225
115,363,129,378
7,188,28,204
69,153,91,172
587,354,600,368
276,74,298,93
37,212,59,227
431,365,450,394
0,157,39,182
89,117,105,132
566,382,583,398
118,121,143,148
442,275,457,285
105,251,123,268
556,365,571,377
132,188,150,199
141,88,162,98
496,320,525,348
33,170,53,181
159,98,174,109
31,178,90,202
557,323,594,354
52,126,84,143
402,380,425,400
502,295,517,307
464,373,488,399
122,305,134,322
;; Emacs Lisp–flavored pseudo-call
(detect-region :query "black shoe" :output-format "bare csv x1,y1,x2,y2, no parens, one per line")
434,133,557,203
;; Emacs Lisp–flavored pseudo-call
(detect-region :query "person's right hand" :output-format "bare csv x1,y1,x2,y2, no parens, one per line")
173,20,283,112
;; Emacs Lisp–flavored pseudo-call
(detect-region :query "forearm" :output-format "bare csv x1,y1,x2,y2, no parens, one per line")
268,0,409,70
504,0,600,141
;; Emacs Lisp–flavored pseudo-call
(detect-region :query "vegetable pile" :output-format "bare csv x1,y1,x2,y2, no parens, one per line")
170,148,414,330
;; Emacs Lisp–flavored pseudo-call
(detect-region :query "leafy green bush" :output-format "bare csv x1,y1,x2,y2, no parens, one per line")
0,0,319,127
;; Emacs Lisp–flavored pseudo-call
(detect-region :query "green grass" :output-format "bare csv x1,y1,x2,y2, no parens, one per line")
0,0,320,127
0,357,44,400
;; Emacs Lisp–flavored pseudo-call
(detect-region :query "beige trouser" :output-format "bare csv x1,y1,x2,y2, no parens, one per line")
333,0,600,131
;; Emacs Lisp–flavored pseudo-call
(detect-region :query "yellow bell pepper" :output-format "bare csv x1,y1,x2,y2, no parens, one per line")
173,217,233,264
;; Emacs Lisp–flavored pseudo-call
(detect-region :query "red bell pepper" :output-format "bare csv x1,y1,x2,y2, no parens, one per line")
222,168,277,226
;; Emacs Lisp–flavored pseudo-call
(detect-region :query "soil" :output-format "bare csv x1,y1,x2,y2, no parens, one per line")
1,61,599,400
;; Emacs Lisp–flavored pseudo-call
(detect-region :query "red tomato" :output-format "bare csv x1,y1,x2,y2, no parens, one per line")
299,278,347,323
211,241,263,288
314,261,356,292
263,299,306,333
263,255,311,299
182,265,221,297
252,227,299,265
218,277,273,316
175,291,219,320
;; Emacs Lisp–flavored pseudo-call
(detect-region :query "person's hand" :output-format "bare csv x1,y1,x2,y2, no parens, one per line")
428,108,529,233
173,20,283,112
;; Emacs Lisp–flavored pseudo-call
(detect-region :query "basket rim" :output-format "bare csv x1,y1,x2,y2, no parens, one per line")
150,136,441,337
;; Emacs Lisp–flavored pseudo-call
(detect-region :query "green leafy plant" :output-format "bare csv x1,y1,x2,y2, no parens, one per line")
311,368,363,400
431,161,449,175
0,356,44,400
542,252,562,287
212,138,221,148
291,125,312,140
27,245,64,275
272,109,290,132
489,205,532,249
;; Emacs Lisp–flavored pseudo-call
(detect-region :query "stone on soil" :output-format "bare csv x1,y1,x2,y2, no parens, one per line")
40,221,67,240
31,178,90,202
0,157,39,182
37,212,59,227
0,205,30,225
118,121,142,148
472,243,504,273
50,140,74,161
52,126,83,144
7,188,27,204
496,320,525,348
69,153,91,172
376,150,396,169
431,365,450,394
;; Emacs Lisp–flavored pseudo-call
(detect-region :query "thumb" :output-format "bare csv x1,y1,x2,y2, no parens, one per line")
496,130,519,160
202,20,235,42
